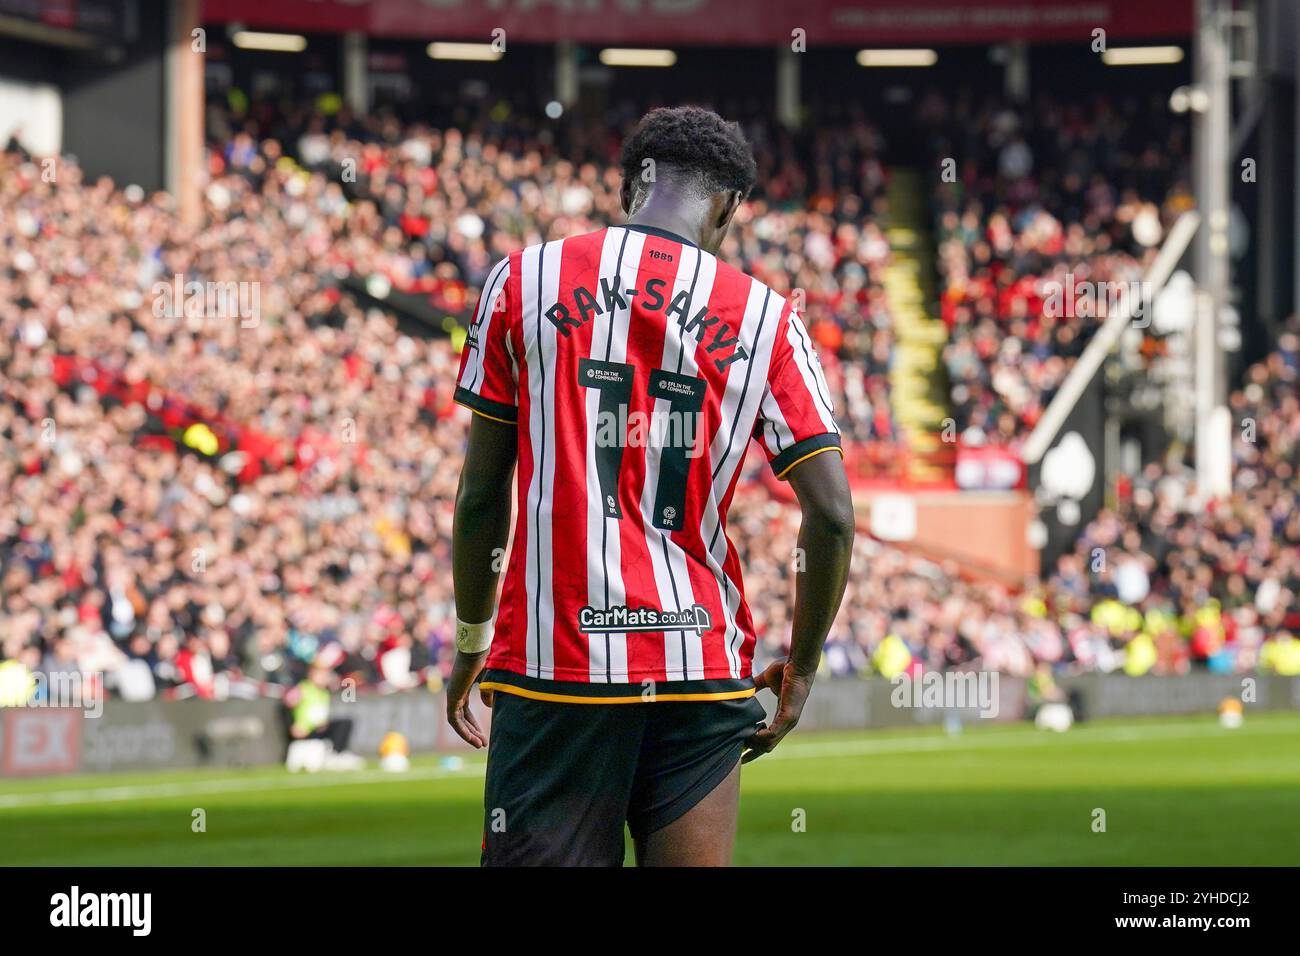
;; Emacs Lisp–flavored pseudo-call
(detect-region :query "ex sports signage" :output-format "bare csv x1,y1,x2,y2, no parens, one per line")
2,707,83,777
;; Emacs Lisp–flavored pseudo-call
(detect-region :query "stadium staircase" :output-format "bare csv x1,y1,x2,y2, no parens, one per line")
881,169,951,483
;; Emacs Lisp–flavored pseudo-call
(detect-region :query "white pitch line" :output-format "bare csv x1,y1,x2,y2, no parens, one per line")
761,718,1295,762
0,718,1291,810
0,763,485,811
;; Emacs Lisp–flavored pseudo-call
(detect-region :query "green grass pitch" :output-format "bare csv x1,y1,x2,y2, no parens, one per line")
2,712,1297,866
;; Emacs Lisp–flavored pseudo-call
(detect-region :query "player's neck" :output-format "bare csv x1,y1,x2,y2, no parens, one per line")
627,201,706,249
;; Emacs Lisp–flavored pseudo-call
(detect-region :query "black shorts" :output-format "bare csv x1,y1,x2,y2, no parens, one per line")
480,686,766,867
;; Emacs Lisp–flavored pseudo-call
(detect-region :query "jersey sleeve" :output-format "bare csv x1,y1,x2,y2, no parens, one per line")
754,306,842,479
454,256,517,424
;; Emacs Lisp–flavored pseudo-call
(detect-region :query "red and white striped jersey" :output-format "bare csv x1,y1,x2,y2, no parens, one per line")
454,224,841,702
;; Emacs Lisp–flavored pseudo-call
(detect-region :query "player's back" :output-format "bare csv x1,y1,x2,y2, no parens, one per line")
455,223,840,699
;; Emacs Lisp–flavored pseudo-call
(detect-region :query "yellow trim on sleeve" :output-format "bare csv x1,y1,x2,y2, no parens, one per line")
453,398,517,425
480,681,756,705
775,444,843,479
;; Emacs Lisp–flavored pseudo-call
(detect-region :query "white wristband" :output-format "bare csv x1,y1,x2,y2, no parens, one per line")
455,616,495,654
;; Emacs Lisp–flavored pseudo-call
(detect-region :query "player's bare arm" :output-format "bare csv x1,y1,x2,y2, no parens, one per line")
447,412,516,748
743,448,855,763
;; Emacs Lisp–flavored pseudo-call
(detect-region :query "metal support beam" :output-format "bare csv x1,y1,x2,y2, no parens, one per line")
1193,0,1234,498
1004,41,1029,102
555,41,578,108
164,0,203,228
776,44,800,131
342,31,368,115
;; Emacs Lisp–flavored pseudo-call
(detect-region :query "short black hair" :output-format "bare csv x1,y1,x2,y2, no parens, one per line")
620,106,757,205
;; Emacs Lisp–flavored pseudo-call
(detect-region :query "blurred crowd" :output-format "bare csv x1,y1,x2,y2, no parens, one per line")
0,148,465,701
0,97,1295,706
744,323,1299,680
924,92,1193,448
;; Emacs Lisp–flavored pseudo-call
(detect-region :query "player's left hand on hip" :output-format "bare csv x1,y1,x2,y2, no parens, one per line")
743,659,813,763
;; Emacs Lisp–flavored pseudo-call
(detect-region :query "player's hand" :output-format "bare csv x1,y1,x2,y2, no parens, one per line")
446,649,490,748
742,659,814,763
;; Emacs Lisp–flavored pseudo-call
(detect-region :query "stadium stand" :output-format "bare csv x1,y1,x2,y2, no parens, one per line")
1,89,1296,705
924,91,1194,448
